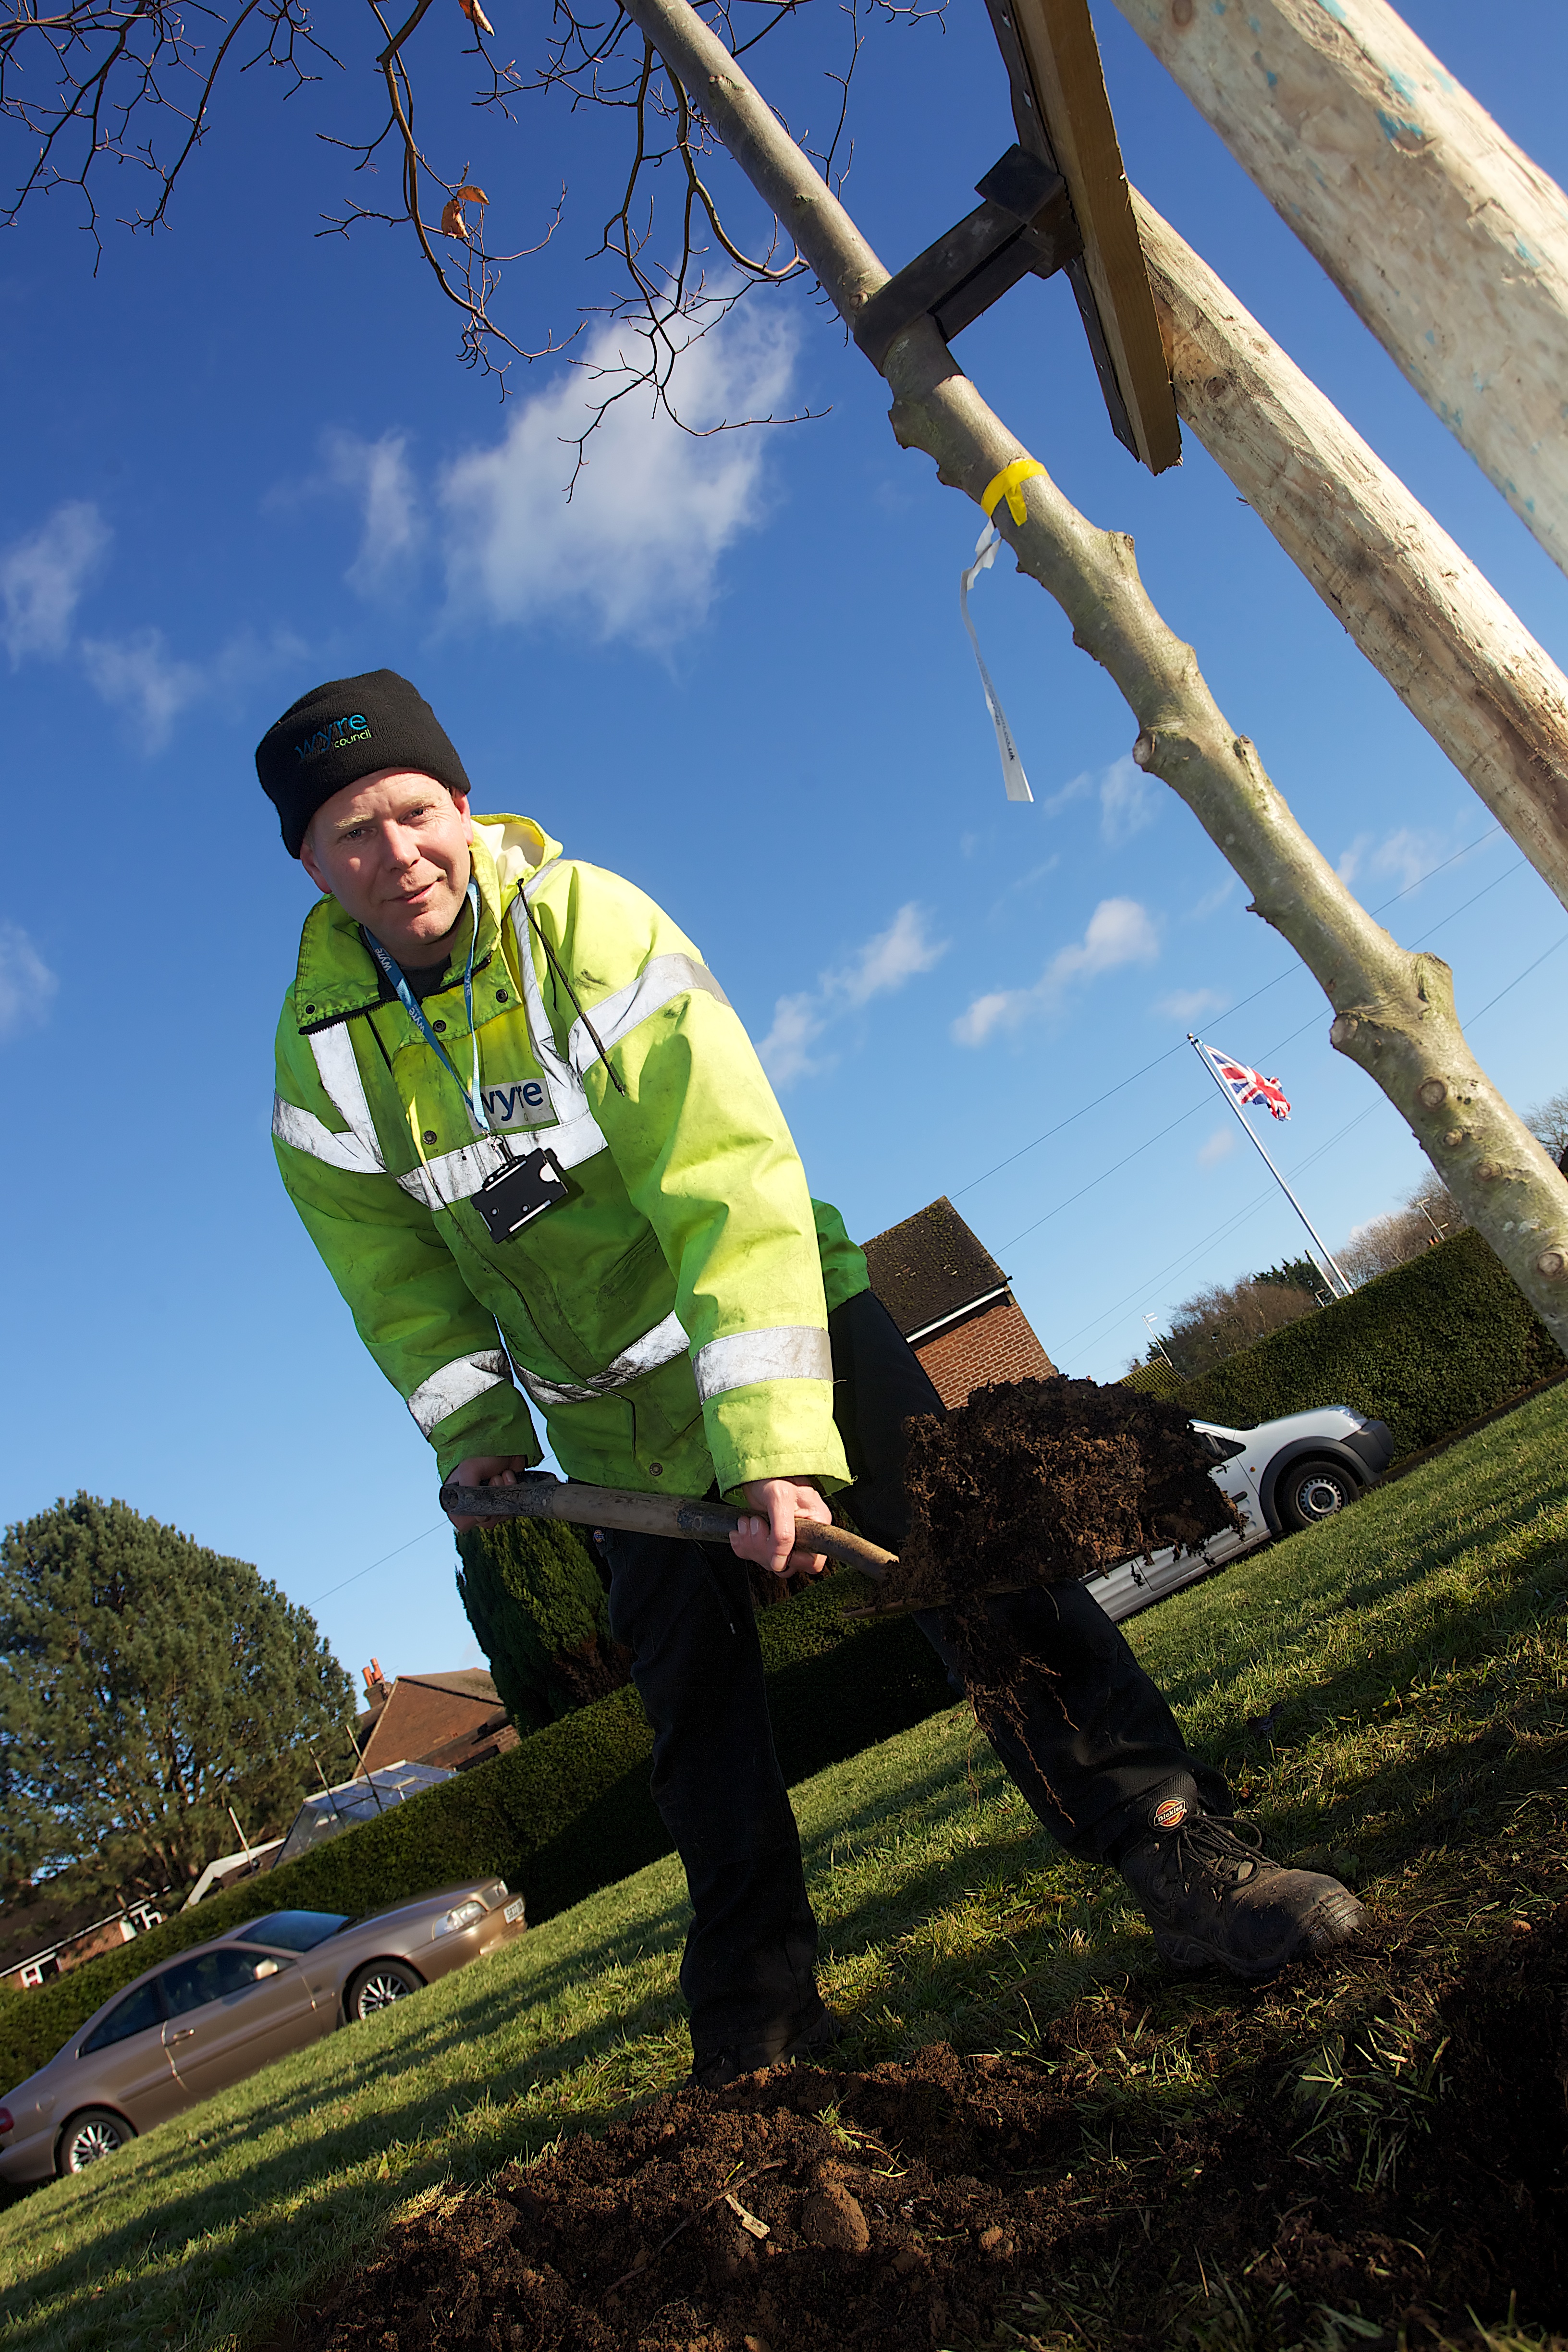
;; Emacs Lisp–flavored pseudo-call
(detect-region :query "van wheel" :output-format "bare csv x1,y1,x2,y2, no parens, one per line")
58,2108,134,2174
1278,1458,1359,1532
346,1961,424,2020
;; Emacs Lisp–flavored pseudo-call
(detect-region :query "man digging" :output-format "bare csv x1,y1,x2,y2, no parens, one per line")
260,669,1365,2087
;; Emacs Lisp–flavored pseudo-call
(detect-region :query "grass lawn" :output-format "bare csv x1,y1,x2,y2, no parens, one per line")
4,1383,1568,2352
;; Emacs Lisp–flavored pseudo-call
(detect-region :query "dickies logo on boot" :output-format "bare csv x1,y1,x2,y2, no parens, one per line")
1152,1796,1189,1831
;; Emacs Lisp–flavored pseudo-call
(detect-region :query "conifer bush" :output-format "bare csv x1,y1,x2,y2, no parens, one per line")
456,1516,630,1729
1122,1228,1562,1451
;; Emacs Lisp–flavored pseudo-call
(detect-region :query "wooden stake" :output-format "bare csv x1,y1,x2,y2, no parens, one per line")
1134,191,1568,918
1113,0,1568,577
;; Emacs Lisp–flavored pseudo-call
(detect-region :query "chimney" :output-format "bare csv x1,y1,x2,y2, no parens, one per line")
363,1660,390,1715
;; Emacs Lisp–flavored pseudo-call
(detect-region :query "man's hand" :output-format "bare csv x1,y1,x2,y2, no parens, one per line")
444,1455,535,1534
731,1478,832,1579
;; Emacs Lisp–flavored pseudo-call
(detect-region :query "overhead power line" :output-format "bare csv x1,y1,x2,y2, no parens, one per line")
953,823,1507,1204
1051,1100,1383,1360
308,1524,447,1609
991,853,1546,1262
1047,906,1564,1370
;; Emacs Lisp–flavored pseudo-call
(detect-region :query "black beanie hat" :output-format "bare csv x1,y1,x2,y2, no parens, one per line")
255,669,473,857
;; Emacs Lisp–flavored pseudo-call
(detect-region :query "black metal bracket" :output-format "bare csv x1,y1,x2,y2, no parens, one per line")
853,144,1084,373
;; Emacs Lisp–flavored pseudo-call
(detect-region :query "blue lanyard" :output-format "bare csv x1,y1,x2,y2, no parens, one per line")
364,879,496,1138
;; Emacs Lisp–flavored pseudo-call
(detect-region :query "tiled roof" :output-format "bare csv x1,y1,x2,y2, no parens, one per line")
861,1198,1008,1338
402,1668,500,1702
355,1670,506,1778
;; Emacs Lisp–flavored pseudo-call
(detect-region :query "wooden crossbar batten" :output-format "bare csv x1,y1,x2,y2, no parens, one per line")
985,0,1182,474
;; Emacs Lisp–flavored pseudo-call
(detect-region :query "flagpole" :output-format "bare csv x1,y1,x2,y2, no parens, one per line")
1188,1035,1354,1298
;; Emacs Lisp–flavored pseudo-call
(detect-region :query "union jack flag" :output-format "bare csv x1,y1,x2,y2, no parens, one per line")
1204,1043,1291,1121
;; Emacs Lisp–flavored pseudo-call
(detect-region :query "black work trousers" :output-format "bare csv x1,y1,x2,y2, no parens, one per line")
602,1288,1231,2058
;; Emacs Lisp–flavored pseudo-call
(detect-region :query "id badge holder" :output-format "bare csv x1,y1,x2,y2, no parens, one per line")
474,1146,568,1242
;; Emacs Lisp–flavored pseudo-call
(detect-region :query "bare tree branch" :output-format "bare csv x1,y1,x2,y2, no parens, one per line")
1,0,940,407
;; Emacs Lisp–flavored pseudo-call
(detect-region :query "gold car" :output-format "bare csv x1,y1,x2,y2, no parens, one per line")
0,1880,526,2183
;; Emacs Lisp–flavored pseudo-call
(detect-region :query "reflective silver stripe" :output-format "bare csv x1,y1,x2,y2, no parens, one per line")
565,953,730,1077
397,1134,525,1213
508,884,610,1174
693,1327,833,1401
407,1349,513,1436
271,1092,384,1176
308,1026,386,1171
516,1308,688,1409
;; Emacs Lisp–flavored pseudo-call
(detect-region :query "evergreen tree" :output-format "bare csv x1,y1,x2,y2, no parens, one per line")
0,1495,356,1903
456,1517,629,1733
1252,1256,1324,1294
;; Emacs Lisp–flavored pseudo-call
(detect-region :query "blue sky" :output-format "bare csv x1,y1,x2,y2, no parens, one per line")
3,0,1566,1697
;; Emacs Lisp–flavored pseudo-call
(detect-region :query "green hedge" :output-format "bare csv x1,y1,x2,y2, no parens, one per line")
1128,1229,1561,1453
0,1572,949,2092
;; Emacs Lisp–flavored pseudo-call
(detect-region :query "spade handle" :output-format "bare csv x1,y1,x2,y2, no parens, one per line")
439,1474,896,1580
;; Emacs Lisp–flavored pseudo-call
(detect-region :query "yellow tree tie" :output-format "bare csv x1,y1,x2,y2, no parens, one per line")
959,462,1046,803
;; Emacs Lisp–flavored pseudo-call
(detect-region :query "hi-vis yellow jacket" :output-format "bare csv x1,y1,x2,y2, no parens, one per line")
272,817,868,1497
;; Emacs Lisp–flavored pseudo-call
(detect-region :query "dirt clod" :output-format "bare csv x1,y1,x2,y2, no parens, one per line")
892,1375,1238,1608
797,2180,870,2252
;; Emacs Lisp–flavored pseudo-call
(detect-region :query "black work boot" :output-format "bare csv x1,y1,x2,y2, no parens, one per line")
1119,1792,1365,1979
689,2006,844,2091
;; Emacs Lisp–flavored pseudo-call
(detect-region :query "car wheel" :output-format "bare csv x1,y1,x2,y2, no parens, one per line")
1277,1457,1360,1532
346,1961,424,2021
57,2108,134,2175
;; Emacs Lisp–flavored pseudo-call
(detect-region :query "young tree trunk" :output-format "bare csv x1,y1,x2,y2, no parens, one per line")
1134,191,1568,918
621,0,1568,1355
1112,0,1568,579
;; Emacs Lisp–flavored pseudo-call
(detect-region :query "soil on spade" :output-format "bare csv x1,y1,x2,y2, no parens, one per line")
889,1377,1238,1612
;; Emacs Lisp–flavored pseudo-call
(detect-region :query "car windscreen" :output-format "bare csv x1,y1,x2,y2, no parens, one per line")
80,1978,167,2055
232,1911,355,1952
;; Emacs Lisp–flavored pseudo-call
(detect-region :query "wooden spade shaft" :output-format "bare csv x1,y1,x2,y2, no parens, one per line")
439,1475,899,1580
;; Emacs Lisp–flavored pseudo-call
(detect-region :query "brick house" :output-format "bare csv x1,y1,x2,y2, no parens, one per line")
354,1664,520,1779
1,1887,172,1993
862,1197,1057,1407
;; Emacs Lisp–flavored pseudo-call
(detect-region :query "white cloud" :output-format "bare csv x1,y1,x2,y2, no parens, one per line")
1097,753,1159,846
80,629,205,750
1054,896,1158,982
1187,875,1238,922
991,855,1062,913
1041,770,1093,817
1155,986,1227,1023
756,992,824,1089
79,623,304,752
0,922,59,1038
1,501,110,664
837,903,943,1006
953,896,1159,1046
440,306,796,649
1040,753,1158,845
1337,827,1443,893
1198,1126,1237,1169
759,903,947,1086
952,989,1017,1049
322,429,423,596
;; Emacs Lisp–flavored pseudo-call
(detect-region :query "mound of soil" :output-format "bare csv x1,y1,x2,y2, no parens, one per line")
289,1908,1568,2352
890,1376,1237,1611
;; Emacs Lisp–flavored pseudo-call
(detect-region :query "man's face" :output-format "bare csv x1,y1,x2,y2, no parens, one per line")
300,770,474,961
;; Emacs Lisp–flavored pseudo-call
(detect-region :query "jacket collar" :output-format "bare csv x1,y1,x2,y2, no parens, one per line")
292,813,561,1032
